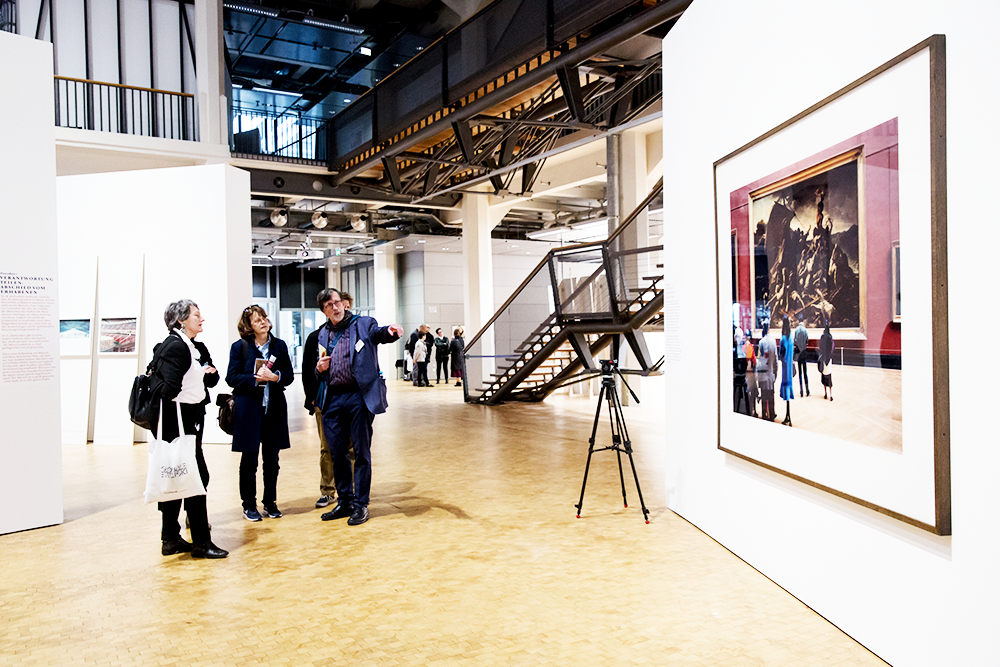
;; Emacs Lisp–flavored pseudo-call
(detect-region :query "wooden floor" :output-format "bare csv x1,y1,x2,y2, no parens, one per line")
1,379,889,666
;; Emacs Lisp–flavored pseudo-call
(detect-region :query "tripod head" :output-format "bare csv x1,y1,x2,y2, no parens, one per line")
599,358,639,404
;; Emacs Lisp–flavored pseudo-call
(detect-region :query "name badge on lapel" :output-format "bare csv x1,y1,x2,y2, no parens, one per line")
355,340,365,353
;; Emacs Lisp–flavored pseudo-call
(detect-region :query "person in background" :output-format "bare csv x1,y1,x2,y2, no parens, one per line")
744,334,759,418
406,325,428,386
303,291,354,510
422,326,436,381
794,315,810,397
315,288,403,526
433,327,450,384
449,327,465,388
414,333,429,387
818,320,835,401
756,323,777,421
226,305,294,522
778,315,795,426
151,299,227,559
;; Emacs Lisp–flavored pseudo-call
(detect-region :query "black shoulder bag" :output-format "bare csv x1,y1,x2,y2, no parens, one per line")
129,345,164,430
216,339,248,436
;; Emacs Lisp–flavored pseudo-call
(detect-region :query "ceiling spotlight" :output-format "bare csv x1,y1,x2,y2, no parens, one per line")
350,215,366,232
311,211,328,229
270,208,288,227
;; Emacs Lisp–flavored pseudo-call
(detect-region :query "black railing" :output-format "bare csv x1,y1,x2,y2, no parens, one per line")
327,0,647,172
231,107,327,164
0,0,16,33
463,179,665,403
54,77,196,140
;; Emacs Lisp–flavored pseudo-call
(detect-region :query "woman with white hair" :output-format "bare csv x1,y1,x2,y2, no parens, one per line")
149,299,228,559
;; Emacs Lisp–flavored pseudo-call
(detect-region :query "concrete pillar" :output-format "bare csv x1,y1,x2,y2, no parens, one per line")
194,0,227,145
615,130,651,403
374,247,399,375
462,193,494,337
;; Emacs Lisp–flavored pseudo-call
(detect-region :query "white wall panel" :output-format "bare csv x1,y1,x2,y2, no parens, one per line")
0,32,62,534
57,165,250,446
661,1,999,665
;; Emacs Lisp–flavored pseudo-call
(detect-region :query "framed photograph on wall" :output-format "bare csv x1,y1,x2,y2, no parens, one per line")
99,317,137,354
714,36,949,534
59,319,92,356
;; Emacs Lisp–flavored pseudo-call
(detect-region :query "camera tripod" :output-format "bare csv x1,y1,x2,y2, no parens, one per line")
575,359,650,523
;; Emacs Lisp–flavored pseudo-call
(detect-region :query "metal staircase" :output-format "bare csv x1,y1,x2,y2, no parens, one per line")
464,180,664,405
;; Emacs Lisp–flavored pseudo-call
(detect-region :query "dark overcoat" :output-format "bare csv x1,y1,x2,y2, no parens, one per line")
225,334,294,453
149,331,219,441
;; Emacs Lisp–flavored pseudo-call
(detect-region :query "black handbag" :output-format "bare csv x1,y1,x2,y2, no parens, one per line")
217,393,235,435
216,339,248,436
128,372,156,430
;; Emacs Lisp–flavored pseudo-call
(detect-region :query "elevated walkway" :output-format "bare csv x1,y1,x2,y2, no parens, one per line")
463,179,664,404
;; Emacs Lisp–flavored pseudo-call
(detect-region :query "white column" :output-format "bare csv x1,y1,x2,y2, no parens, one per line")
462,193,494,335
617,130,650,403
194,0,227,145
374,247,399,375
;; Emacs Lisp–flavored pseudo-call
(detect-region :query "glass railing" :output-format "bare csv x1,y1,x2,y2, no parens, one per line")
463,179,664,403
231,107,328,163
54,77,196,140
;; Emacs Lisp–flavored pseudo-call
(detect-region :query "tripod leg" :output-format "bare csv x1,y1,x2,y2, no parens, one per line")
576,385,605,518
610,392,629,508
613,385,650,524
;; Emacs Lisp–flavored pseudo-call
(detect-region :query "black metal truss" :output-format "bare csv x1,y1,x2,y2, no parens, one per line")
368,53,663,200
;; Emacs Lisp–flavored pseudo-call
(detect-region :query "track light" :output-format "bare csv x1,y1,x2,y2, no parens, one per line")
311,211,329,229
270,208,288,227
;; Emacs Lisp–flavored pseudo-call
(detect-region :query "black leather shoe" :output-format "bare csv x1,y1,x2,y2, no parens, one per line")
321,504,352,521
192,541,229,559
347,505,369,525
162,538,193,556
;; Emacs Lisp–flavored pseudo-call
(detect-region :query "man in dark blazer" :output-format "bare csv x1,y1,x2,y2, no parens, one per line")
303,323,336,509
313,288,402,525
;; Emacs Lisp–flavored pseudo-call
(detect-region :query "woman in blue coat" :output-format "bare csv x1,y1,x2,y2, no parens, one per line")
778,315,795,426
226,305,294,522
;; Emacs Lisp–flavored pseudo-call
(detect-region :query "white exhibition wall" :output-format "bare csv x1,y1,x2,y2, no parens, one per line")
0,32,63,535
661,1,999,665
56,164,251,446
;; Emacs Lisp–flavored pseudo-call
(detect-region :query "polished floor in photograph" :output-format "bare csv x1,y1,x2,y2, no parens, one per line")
1,378,889,666
739,364,902,453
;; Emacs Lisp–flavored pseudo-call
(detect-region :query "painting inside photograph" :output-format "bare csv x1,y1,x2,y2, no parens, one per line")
730,119,900,454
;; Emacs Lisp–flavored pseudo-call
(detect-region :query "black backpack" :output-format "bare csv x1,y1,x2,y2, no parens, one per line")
128,346,164,430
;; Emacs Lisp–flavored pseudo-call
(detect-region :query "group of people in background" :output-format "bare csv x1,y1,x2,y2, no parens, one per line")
735,315,835,427
148,289,412,559
405,323,465,387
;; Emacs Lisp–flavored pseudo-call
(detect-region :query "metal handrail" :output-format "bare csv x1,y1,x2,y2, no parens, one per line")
54,75,193,98
53,76,196,140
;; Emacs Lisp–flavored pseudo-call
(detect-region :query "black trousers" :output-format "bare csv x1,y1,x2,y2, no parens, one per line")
322,389,374,508
158,416,210,543
435,356,449,382
415,361,429,386
797,357,809,394
239,410,281,509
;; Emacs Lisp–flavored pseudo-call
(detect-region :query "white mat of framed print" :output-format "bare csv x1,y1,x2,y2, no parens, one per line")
714,36,949,534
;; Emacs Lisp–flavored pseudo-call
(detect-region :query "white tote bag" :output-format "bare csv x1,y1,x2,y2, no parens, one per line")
143,400,207,504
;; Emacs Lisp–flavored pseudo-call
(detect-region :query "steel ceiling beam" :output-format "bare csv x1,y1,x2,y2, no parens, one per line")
332,0,691,186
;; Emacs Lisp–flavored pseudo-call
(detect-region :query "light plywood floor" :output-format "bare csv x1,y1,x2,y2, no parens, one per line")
1,379,889,667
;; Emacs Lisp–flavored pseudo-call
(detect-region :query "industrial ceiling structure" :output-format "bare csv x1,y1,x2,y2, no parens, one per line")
229,0,687,267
